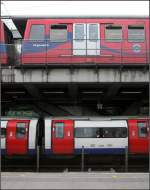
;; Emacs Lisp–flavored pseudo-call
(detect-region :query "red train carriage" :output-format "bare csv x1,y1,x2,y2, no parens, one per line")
1,118,38,156
21,17,149,66
0,20,14,65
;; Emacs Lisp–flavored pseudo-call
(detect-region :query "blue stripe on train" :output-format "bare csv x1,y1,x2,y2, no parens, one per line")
1,149,36,155
0,43,7,53
74,148,125,155
43,148,125,155
21,32,143,56
22,32,73,54
1,149,5,155
44,149,52,155
28,149,36,155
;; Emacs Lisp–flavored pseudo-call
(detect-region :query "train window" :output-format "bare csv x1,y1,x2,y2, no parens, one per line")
138,122,147,137
55,122,64,138
50,25,67,42
105,25,122,42
89,24,98,40
128,25,145,42
75,127,127,138
16,123,26,138
1,128,6,138
75,24,84,40
75,128,97,138
102,127,127,138
29,25,45,40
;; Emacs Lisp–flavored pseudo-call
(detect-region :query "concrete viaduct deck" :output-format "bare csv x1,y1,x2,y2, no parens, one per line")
1,67,149,83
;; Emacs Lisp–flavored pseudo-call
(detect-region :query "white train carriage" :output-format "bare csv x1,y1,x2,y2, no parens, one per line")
1,118,38,156
74,120,128,154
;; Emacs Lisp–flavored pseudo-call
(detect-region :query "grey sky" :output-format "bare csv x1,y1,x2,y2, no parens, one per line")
1,1,149,38
1,1,149,17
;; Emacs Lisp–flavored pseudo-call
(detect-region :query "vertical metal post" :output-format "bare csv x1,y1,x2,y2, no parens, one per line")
81,145,84,172
36,145,40,172
125,146,128,172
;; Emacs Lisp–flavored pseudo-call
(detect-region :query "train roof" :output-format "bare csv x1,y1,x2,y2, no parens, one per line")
45,116,149,121
0,117,39,121
1,16,148,38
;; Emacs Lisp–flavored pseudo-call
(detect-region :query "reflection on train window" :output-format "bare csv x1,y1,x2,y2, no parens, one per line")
138,122,147,137
75,24,84,40
89,24,98,40
16,123,26,138
1,128,6,138
55,122,64,138
75,128,97,138
128,25,145,42
29,25,45,40
105,25,122,42
50,25,67,42
75,127,127,138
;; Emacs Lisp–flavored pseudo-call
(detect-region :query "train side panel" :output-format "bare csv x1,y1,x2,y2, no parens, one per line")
74,120,128,154
21,18,149,65
128,119,149,154
1,118,38,156
6,120,29,155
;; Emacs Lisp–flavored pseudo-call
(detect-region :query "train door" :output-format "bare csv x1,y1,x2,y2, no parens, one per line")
128,119,149,154
6,120,29,155
73,24,86,55
87,23,100,55
73,23,100,56
52,120,74,154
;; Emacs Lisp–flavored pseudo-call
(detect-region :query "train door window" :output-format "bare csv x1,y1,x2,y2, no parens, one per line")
50,25,67,42
29,25,45,40
89,24,98,40
55,122,64,138
137,122,147,137
105,25,122,42
128,25,145,42
1,128,6,138
75,24,84,40
16,123,26,138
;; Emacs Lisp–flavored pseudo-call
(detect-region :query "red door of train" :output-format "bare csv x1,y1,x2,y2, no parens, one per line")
128,119,149,154
52,120,74,154
6,120,29,155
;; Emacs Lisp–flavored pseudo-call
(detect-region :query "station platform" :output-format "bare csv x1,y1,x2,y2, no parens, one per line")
1,172,149,189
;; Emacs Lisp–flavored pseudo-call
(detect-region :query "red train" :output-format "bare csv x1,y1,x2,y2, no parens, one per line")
21,17,149,65
0,20,14,65
1,17,149,66
1,117,149,157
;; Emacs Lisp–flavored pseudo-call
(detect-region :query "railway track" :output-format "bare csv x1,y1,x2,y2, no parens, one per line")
1,156,149,173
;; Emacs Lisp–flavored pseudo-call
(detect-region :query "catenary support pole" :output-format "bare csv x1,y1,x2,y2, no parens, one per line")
125,146,128,172
81,145,85,172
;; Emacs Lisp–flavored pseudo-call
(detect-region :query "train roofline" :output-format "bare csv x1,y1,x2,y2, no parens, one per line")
44,116,149,121
0,117,39,121
1,16,149,19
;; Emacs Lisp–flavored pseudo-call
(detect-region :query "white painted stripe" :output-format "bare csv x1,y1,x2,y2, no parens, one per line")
75,120,128,128
29,119,38,149
45,119,51,149
75,138,128,149
1,120,7,149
